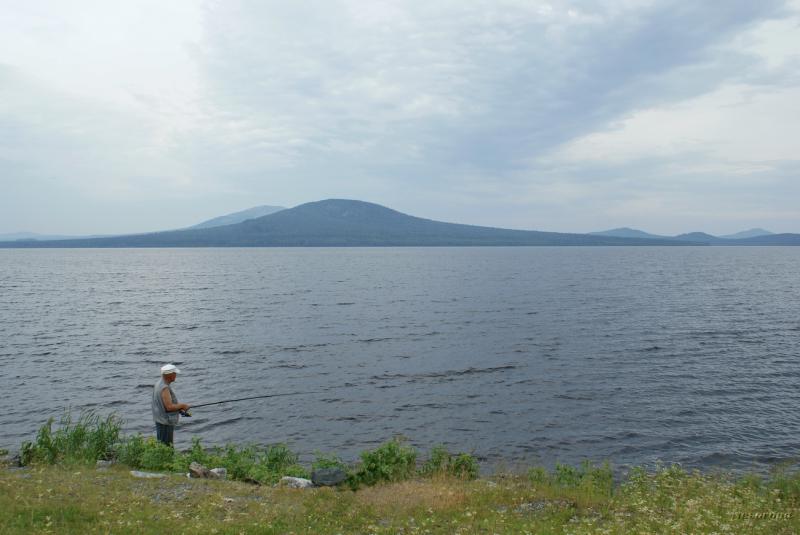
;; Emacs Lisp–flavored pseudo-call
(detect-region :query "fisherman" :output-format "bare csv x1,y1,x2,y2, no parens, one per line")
152,364,190,446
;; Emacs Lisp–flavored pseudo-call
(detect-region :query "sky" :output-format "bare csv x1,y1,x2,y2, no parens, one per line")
1,0,799,236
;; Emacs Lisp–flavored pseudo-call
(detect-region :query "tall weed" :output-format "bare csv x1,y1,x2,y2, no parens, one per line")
20,411,121,465
420,445,479,479
353,438,417,487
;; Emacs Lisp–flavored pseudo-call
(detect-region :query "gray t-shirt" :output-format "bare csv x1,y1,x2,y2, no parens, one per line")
152,378,179,426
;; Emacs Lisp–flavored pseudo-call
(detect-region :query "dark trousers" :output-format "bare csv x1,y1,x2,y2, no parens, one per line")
155,423,174,446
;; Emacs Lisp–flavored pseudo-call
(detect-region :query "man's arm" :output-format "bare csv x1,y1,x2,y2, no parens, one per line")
161,388,190,412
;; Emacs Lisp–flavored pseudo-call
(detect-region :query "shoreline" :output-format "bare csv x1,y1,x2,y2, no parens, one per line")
3,458,799,534
3,413,800,533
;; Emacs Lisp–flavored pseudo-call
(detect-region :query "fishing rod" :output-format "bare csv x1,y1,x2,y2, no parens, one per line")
180,390,325,417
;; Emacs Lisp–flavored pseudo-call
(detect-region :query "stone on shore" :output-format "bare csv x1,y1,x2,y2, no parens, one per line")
130,470,167,479
311,467,348,486
208,467,227,480
189,462,210,478
1,453,23,467
279,476,314,489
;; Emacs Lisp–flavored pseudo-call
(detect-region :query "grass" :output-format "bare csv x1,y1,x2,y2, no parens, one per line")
2,463,800,534
20,411,121,466
4,411,800,533
19,412,479,488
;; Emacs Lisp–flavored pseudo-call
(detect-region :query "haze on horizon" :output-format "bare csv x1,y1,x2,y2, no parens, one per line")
1,0,799,237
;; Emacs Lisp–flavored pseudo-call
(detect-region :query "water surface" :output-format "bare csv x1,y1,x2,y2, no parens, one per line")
1,247,798,471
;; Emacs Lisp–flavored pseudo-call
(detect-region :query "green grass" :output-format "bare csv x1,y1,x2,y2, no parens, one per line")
20,411,121,466
2,463,800,534
19,411,479,488
6,411,800,533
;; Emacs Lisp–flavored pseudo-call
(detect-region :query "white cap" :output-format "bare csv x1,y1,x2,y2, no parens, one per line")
160,364,181,375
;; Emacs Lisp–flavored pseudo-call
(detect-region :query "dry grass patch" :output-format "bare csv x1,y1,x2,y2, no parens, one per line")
356,478,470,512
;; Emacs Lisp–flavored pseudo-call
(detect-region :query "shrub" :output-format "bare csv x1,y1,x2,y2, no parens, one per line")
529,460,614,498
528,466,549,484
115,434,147,468
256,443,308,483
264,443,299,473
354,438,417,487
171,437,216,473
420,445,450,475
448,453,480,479
312,452,348,472
139,438,176,471
20,411,122,465
115,435,176,471
169,440,308,484
420,445,479,479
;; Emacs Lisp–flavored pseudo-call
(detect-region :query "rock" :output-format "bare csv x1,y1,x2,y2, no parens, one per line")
3,454,23,467
96,460,114,469
208,467,227,480
279,476,314,489
515,499,574,513
189,462,210,479
130,470,167,479
311,467,348,486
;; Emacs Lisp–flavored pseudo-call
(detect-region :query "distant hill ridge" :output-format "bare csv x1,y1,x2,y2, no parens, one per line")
0,205,286,242
589,228,667,240
189,205,285,229
591,227,777,244
0,232,110,242
719,228,773,239
1,200,797,247
0,199,693,248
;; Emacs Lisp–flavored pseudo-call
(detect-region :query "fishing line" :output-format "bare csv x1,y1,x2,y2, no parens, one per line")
188,390,326,410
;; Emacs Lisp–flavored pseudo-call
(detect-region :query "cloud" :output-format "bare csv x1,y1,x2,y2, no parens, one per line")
191,0,788,176
0,0,798,233
0,65,183,197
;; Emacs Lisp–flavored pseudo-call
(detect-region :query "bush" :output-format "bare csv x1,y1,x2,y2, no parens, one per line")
115,435,176,471
115,434,147,468
170,437,215,473
529,460,614,498
420,445,479,479
169,440,308,484
312,452,348,472
20,411,122,465
353,438,417,487
448,453,480,480
139,439,176,471
250,443,309,484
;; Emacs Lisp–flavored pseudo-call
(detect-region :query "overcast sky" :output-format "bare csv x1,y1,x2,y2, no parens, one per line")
1,0,799,235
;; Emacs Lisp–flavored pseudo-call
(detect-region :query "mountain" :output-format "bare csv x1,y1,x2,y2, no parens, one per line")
0,231,108,242
0,206,286,241
719,228,773,240
189,205,286,229
729,233,800,245
0,232,69,241
590,228,670,240
671,232,725,244
0,199,696,248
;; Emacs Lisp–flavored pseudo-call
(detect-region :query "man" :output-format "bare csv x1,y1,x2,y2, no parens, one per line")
152,364,190,446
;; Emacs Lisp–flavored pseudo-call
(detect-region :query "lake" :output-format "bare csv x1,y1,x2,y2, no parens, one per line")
1,247,798,471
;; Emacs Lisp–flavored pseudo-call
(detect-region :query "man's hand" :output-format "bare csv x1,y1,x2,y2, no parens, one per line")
162,388,191,413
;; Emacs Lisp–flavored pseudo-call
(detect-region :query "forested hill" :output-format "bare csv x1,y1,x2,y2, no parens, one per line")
0,199,701,248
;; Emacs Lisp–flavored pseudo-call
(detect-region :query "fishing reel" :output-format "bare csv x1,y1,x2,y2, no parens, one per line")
180,409,192,418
